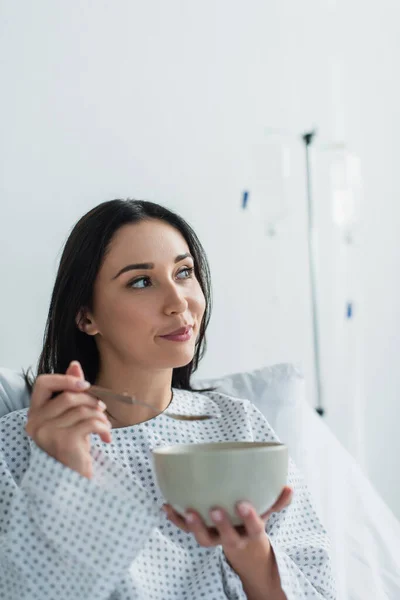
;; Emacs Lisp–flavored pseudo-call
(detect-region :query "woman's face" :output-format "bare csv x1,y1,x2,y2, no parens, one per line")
84,219,206,370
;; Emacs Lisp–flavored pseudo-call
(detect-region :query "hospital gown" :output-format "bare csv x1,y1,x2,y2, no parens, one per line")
0,388,336,599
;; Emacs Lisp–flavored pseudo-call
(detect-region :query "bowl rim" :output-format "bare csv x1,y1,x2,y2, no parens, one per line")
152,441,287,456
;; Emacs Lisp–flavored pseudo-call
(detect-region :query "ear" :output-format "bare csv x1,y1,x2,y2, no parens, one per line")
76,308,99,336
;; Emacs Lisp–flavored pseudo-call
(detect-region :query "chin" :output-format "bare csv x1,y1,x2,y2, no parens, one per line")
161,348,195,370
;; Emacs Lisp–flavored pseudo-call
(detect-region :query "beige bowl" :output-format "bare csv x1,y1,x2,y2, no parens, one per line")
152,441,288,527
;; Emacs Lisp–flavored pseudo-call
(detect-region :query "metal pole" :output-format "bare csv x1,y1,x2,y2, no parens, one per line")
303,131,325,417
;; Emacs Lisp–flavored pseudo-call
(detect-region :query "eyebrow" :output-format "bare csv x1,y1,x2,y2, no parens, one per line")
112,253,193,279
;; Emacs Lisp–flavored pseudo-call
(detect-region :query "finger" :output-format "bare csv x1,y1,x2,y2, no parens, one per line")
73,417,112,440
35,415,112,449
185,510,219,547
234,502,266,540
260,486,294,521
162,505,190,533
28,391,106,425
30,373,91,410
66,360,85,380
270,486,293,513
29,406,110,441
50,406,110,429
209,508,246,550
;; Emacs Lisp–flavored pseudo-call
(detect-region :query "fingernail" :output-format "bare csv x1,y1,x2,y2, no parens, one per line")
210,509,223,522
185,512,195,524
97,400,107,410
76,380,91,390
237,501,251,516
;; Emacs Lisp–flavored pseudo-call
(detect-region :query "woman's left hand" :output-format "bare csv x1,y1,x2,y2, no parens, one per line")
162,485,293,560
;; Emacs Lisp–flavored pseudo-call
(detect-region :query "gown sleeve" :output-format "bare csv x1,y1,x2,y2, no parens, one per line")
218,400,337,600
0,409,161,600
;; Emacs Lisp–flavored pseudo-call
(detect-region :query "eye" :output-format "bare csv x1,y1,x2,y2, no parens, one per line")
128,276,152,289
177,267,194,279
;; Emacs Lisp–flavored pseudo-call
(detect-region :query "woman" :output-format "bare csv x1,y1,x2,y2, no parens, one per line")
0,199,335,600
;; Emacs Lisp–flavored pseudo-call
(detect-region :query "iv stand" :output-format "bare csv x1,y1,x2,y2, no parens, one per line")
303,131,325,417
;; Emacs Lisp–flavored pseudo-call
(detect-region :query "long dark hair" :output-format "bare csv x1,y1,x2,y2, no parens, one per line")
24,199,212,393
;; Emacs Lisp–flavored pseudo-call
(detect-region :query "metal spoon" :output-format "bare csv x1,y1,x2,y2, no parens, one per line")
87,384,219,421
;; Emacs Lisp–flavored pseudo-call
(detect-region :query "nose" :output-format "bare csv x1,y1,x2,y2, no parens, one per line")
163,282,188,316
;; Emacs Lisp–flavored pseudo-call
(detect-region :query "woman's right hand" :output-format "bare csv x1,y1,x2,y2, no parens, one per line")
25,360,112,479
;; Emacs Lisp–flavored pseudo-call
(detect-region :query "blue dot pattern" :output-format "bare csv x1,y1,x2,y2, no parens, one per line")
0,389,336,599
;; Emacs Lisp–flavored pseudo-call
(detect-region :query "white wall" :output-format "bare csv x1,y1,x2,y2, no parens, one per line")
1,0,399,519
339,0,400,521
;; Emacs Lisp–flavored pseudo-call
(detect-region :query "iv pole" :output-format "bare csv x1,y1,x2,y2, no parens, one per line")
303,130,325,417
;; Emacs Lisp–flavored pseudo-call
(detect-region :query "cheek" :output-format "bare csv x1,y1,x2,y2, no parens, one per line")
95,292,152,332
191,286,206,320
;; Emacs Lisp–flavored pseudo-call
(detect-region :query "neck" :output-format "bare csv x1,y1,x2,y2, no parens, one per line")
95,359,174,428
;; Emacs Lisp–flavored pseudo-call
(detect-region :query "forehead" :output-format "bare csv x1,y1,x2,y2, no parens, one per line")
103,219,190,269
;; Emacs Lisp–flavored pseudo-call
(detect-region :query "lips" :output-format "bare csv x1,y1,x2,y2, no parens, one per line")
161,325,192,337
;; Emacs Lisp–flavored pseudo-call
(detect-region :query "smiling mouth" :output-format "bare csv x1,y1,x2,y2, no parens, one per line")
161,325,193,337
159,325,194,341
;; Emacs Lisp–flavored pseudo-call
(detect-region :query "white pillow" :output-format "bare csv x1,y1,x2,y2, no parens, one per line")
0,368,30,418
195,362,304,451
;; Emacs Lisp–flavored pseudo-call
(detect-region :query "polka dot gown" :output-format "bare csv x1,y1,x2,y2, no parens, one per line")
0,389,336,599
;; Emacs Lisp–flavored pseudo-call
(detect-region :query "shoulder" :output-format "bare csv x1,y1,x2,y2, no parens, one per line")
183,388,275,428
198,388,251,411
198,389,280,442
174,387,252,416
0,406,30,431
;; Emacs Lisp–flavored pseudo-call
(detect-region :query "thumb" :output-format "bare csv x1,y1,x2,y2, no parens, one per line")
66,360,85,380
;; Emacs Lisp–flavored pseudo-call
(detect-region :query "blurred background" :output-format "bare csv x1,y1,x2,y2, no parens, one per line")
1,0,399,520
